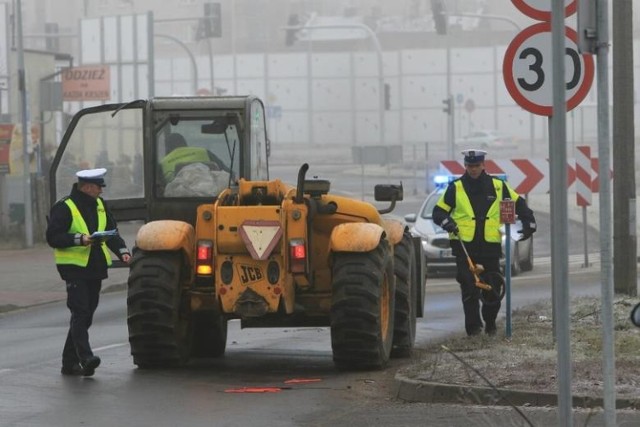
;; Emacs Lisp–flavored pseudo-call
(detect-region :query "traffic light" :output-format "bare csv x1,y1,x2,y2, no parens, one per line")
384,83,391,110
431,0,447,36
442,97,452,115
197,2,222,39
285,13,300,47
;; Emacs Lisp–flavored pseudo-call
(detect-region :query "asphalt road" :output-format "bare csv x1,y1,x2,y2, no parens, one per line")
0,161,610,426
3,265,634,427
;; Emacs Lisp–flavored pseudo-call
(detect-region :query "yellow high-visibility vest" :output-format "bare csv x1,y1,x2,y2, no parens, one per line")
54,198,112,267
436,179,515,243
161,147,211,181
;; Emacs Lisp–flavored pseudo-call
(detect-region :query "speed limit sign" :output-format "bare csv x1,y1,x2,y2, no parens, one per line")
503,22,594,116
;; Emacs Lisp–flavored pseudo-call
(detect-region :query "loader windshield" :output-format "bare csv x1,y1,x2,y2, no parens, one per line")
53,107,144,202
155,112,242,198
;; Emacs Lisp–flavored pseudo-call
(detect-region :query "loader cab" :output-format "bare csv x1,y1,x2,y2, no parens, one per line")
49,96,270,225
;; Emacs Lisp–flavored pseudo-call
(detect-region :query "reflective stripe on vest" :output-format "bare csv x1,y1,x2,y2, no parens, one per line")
54,198,112,267
448,180,503,243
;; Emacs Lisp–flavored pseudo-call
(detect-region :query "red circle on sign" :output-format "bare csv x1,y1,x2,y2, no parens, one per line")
511,0,577,21
502,22,594,116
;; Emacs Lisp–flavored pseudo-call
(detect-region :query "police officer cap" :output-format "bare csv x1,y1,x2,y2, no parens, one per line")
76,168,107,187
461,149,487,164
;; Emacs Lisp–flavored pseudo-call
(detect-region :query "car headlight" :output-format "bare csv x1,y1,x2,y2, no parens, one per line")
409,227,422,239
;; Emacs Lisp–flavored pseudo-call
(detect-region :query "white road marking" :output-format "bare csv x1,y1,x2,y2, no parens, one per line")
94,343,128,352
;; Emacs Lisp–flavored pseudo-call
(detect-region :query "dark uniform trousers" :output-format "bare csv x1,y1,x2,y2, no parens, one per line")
455,255,501,335
62,279,102,366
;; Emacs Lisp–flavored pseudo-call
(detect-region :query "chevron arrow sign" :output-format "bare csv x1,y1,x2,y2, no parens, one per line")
438,158,610,195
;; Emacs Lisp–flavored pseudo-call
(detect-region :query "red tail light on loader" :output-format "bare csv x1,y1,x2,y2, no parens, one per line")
289,239,306,273
196,240,213,275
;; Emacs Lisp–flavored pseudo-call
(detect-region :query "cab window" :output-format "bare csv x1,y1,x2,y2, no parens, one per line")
55,108,144,202
155,112,242,198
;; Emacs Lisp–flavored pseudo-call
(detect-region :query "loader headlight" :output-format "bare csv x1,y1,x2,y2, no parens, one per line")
267,261,280,284
221,261,233,284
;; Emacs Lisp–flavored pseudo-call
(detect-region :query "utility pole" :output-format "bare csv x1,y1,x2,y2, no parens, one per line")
16,0,33,248
595,0,616,425
612,0,637,296
550,1,571,423
577,1,616,423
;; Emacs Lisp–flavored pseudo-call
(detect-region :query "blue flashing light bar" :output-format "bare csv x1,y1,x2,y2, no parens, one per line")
433,173,508,188
433,174,453,187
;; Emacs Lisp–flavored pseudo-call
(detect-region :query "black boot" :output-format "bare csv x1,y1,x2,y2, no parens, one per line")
80,355,101,376
466,323,483,336
61,363,83,376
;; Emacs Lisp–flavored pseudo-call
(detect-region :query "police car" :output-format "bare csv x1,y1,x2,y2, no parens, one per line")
404,175,534,276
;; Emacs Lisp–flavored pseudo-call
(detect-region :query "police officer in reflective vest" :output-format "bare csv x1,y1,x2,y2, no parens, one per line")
46,168,131,376
432,150,536,336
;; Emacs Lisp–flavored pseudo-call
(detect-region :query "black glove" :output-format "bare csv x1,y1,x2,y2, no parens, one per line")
518,223,536,241
441,217,459,234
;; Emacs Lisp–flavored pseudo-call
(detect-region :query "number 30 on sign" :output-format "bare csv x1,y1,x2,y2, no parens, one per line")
502,22,594,116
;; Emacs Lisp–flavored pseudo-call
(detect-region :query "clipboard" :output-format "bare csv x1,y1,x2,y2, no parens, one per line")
90,229,119,240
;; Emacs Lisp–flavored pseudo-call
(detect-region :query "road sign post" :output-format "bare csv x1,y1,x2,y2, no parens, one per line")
500,198,516,339
575,145,593,268
504,3,589,423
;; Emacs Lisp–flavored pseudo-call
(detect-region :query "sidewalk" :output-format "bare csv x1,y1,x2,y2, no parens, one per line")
0,243,130,312
0,222,137,313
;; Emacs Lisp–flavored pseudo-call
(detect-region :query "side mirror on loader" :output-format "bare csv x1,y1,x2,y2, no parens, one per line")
375,183,403,215
375,183,403,202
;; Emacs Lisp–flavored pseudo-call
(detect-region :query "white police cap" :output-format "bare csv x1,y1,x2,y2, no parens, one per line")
76,168,107,187
461,149,487,164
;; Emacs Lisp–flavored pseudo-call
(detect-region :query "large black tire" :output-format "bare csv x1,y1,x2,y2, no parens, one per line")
330,240,395,370
412,235,426,318
391,232,417,358
127,250,191,368
190,309,228,358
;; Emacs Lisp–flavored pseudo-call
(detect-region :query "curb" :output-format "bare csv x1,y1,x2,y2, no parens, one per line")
393,374,640,409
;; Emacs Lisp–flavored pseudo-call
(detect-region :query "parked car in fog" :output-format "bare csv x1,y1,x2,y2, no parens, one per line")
455,129,518,150
404,185,533,277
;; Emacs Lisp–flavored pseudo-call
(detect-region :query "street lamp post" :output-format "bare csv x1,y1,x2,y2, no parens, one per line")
284,23,385,145
154,16,215,95
435,11,522,159
155,34,198,95
446,35,453,160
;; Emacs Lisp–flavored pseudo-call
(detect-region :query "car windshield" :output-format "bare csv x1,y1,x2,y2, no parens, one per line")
419,191,442,219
